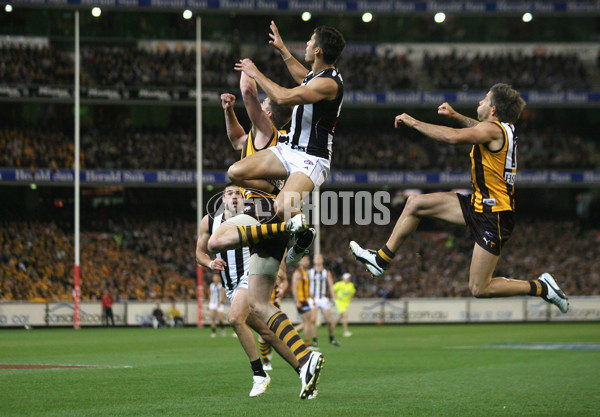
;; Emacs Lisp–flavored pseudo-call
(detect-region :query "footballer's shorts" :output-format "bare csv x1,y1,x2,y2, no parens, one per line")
224,275,249,303
268,143,330,188
334,299,350,314
297,301,311,315
309,297,331,311
208,302,224,313
457,193,515,256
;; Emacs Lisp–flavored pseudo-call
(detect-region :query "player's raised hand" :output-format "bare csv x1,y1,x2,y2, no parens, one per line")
437,102,456,118
220,93,236,110
234,58,259,79
268,20,285,52
395,113,416,129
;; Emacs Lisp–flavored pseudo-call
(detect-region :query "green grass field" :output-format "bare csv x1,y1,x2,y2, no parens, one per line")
1,323,599,417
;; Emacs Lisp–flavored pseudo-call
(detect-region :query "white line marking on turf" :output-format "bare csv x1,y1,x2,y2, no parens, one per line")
449,343,600,350
0,363,133,368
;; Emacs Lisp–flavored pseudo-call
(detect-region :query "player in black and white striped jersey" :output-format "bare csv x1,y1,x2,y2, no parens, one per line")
197,184,302,398
208,273,226,337
209,208,250,301
308,254,339,347
229,21,345,267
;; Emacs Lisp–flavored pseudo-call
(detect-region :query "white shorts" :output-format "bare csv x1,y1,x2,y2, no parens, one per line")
268,143,330,188
309,297,331,311
209,303,224,313
224,276,249,302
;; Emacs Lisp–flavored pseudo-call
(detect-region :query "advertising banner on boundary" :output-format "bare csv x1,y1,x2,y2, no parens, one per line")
2,297,598,328
2,169,599,187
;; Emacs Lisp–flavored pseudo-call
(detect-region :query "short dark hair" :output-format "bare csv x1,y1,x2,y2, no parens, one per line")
490,83,526,124
313,26,345,65
268,101,293,129
223,183,240,194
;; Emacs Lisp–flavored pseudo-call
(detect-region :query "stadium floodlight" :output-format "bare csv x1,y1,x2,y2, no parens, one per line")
434,12,446,23
91,7,101,17
183,9,192,19
5,4,13,12
522,12,533,23
301,11,311,21
362,12,373,23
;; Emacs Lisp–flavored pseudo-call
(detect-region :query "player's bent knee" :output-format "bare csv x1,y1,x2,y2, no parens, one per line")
469,283,490,298
404,195,423,215
247,298,261,315
227,163,244,183
247,300,269,320
228,311,246,329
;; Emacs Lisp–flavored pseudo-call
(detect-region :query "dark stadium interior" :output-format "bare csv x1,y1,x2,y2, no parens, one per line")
1,4,599,303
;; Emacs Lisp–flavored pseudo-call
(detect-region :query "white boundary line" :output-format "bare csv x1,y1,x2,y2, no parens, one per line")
449,343,600,350
0,363,133,368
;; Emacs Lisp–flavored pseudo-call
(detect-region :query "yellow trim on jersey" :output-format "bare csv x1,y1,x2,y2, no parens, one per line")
270,283,278,305
241,126,283,199
470,121,516,213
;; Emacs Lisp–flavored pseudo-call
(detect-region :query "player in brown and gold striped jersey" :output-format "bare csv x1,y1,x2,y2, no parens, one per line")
350,83,569,314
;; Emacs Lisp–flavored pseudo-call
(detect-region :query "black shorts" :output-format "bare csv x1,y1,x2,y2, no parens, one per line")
457,193,515,256
297,301,311,314
243,197,289,262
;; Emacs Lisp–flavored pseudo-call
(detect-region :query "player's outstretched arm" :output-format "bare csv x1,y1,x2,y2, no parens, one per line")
196,215,227,271
235,58,337,105
269,20,309,84
395,113,501,146
240,72,274,149
221,93,247,150
438,102,480,127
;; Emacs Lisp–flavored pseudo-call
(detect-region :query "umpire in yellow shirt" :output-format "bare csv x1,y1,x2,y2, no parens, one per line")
333,273,356,337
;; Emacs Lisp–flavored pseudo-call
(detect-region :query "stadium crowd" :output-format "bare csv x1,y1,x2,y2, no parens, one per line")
1,121,597,171
0,45,73,86
1,218,598,302
0,44,591,92
423,50,590,91
4,44,415,91
0,219,197,302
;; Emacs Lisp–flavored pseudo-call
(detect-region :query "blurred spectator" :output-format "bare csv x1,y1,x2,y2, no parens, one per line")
101,288,115,326
152,303,166,328
168,303,184,328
